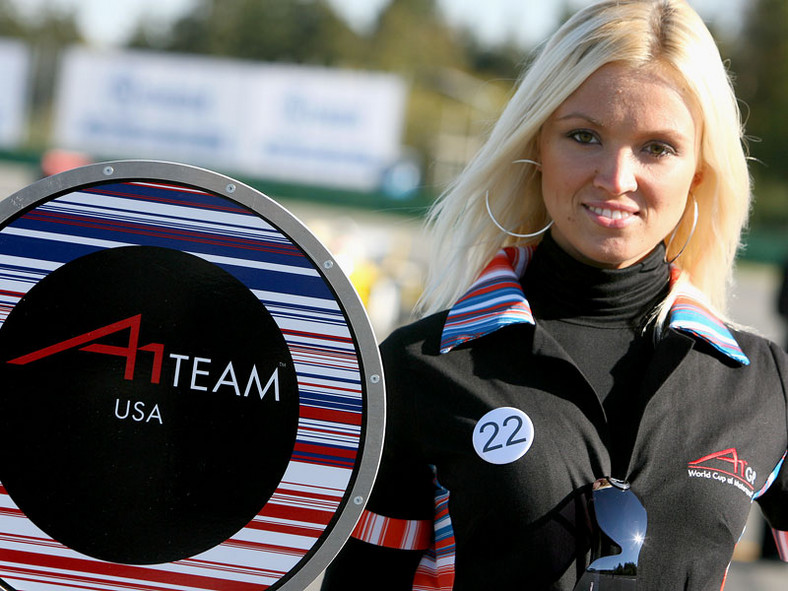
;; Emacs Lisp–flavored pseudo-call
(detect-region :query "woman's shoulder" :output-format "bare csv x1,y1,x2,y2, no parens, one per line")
730,327,787,368
379,310,449,361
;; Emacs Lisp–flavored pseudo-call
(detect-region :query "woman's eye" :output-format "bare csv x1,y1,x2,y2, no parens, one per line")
569,130,598,144
644,142,676,157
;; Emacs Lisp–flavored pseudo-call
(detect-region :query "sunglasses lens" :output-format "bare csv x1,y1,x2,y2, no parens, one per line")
573,478,647,591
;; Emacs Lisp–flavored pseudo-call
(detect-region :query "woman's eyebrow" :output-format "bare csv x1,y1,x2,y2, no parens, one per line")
553,112,604,126
554,112,691,140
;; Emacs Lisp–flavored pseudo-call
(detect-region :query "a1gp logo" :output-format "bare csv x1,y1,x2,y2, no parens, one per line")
0,245,299,565
8,312,284,424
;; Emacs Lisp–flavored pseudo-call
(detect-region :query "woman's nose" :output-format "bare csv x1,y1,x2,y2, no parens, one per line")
593,150,638,195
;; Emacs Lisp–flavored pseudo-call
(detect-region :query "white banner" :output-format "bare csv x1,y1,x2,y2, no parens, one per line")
0,38,30,148
53,47,407,191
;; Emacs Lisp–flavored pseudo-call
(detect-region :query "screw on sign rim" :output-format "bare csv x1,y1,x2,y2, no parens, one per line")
0,160,385,591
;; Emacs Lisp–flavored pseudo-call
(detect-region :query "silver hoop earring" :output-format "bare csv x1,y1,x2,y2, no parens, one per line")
665,194,698,264
512,158,542,169
485,191,553,239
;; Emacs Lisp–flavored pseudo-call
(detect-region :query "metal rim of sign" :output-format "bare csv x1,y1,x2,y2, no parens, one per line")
0,159,385,591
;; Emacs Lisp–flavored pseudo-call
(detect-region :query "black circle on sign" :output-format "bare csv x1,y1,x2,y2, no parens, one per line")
0,245,299,565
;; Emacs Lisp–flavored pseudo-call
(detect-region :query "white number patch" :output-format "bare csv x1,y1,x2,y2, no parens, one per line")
472,407,534,465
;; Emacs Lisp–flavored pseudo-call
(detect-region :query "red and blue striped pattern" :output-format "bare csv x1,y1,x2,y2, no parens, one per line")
411,474,455,591
440,247,749,366
350,470,456,590
0,181,365,590
440,247,535,353
668,269,749,365
754,452,785,501
351,510,432,550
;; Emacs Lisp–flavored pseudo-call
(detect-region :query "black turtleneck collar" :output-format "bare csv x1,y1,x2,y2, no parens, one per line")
522,232,671,328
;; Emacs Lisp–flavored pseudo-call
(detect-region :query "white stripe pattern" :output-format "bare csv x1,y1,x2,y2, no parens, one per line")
0,182,367,590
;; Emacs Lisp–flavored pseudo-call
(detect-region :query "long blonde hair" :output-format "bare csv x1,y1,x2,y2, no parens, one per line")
418,0,750,321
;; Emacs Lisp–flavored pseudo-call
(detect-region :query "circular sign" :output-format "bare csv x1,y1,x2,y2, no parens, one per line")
0,245,299,564
0,161,384,590
472,407,534,465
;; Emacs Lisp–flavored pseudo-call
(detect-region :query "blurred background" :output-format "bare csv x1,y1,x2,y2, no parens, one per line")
0,0,786,587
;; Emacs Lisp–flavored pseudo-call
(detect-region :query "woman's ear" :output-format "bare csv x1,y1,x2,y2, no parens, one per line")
691,168,704,190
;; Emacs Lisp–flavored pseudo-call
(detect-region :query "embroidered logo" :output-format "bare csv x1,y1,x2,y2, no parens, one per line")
687,448,756,498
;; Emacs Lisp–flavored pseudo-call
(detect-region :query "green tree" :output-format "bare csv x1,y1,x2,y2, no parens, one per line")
361,0,517,184
732,0,788,226
364,0,465,72
463,34,523,81
5,2,83,147
137,0,362,66
1,0,80,43
0,0,25,37
125,0,522,188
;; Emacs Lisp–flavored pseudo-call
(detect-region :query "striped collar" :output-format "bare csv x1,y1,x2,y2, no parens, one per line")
439,246,749,365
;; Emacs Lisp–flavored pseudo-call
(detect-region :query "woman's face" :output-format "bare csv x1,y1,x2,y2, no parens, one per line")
538,62,703,268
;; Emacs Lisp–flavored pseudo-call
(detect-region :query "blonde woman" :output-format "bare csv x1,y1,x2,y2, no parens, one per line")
323,1,788,589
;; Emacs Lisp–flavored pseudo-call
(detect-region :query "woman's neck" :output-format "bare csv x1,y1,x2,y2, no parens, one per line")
522,233,671,328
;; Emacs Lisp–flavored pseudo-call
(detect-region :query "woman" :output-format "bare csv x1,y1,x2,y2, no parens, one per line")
322,0,788,589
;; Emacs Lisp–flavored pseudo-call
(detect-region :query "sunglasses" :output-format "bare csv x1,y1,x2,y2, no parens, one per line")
574,477,648,591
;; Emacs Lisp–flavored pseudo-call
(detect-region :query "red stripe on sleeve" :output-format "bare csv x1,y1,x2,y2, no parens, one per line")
351,510,432,550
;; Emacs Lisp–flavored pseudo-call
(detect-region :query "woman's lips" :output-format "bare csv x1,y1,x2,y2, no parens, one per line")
583,203,638,227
